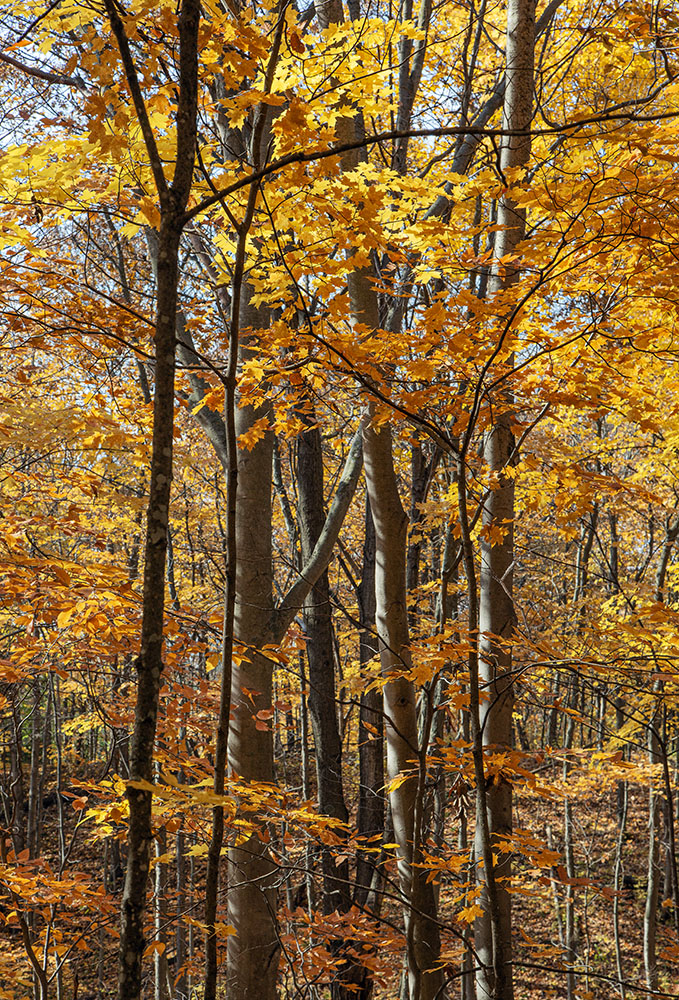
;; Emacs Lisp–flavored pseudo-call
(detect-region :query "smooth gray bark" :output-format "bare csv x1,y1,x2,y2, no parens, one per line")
475,2,535,998
315,0,443,991
225,301,280,1000
203,152,261,1000
362,417,443,1000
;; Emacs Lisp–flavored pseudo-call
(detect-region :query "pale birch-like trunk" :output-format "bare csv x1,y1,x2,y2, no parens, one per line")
475,3,535,998
355,498,383,913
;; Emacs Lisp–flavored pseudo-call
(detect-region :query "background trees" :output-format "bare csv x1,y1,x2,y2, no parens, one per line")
2,1,679,999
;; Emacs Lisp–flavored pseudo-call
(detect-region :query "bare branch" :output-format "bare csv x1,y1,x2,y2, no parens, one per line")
0,49,84,89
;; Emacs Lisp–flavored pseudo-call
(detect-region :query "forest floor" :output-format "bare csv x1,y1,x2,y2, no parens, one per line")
511,781,679,999
3,768,678,999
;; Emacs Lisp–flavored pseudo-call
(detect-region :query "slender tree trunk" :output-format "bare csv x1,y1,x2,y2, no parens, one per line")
297,409,357,997
348,499,385,1000
296,416,350,914
563,712,578,1000
154,819,168,1000
457,458,507,1000
175,820,187,1000
613,777,627,1000
644,715,662,993
616,697,626,828
223,307,363,998
118,219,181,1000
316,0,442,987
300,655,317,914
654,518,679,933
475,3,535,998
203,137,261,1000
225,303,280,1000
109,3,200,997
406,440,428,621
9,697,26,855
99,840,109,1000
356,499,384,910
362,418,443,1000
26,679,42,859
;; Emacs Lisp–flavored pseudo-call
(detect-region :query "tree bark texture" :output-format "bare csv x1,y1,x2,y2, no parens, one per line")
110,2,200,998
296,416,351,914
644,716,662,993
316,0,443,990
202,195,256,1000
356,499,384,910
118,221,181,1000
475,2,535,998
362,418,442,1000
225,300,280,1000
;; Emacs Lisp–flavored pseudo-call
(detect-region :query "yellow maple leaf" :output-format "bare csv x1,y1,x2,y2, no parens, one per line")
237,416,270,451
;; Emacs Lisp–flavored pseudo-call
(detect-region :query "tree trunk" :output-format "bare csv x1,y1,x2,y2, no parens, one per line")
644,716,662,993
8,696,26,855
109,3,200,997
475,3,535,998
356,498,384,910
203,139,261,1000
347,499,385,1000
362,417,443,1000
118,228,182,998
26,679,41,859
222,303,364,998
154,820,169,1000
296,416,350,914
225,301,280,1000
316,0,443,987
613,776,627,1000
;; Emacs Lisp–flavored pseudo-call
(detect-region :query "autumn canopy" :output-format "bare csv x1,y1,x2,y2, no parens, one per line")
2,1,679,999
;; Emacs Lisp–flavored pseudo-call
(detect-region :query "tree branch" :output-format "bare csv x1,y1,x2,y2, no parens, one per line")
273,424,364,640
0,50,84,89
103,0,168,199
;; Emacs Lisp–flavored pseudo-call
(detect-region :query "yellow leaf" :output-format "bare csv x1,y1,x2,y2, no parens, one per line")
214,922,237,936
458,904,484,924
57,607,76,629
187,843,209,857
237,416,270,451
386,773,411,793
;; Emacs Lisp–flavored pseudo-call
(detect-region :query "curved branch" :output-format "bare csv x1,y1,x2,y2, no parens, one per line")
273,423,364,640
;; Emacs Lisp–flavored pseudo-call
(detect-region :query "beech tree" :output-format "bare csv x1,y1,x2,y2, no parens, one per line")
473,1,535,997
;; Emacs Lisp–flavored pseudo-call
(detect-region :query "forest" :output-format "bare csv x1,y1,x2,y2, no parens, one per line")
2,0,679,998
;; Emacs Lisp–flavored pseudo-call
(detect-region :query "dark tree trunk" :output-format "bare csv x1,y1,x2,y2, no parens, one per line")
297,416,350,914
108,3,200,998
356,499,384,909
